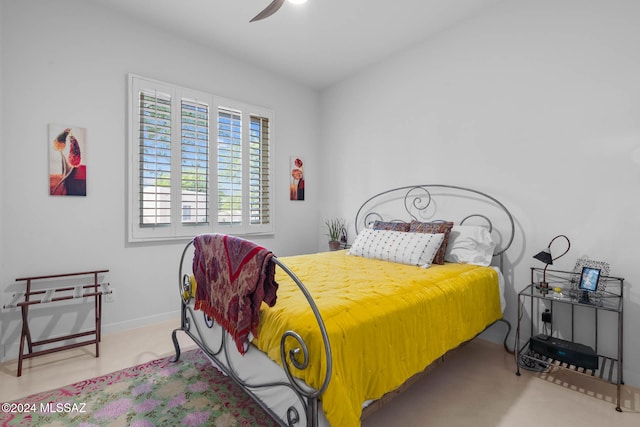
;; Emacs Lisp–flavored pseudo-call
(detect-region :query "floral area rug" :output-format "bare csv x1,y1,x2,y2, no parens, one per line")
1,349,278,427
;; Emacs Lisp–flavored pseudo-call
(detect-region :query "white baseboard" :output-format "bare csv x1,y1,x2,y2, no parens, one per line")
0,310,181,363
101,310,180,336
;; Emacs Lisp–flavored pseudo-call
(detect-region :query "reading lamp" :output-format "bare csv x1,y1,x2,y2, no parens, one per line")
533,234,571,288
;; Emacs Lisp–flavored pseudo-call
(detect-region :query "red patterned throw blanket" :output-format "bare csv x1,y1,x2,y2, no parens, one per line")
193,234,278,354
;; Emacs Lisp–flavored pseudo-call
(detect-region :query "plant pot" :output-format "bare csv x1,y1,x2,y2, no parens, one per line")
328,241,341,251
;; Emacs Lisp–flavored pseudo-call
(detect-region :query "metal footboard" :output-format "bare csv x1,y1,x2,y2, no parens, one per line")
171,239,332,427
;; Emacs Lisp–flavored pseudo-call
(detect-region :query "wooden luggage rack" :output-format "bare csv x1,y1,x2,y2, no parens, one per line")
10,269,110,376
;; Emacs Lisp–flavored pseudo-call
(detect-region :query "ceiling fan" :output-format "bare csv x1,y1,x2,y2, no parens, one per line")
250,0,307,23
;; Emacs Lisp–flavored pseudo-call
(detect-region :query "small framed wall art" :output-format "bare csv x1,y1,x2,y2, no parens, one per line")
49,124,87,196
290,156,305,201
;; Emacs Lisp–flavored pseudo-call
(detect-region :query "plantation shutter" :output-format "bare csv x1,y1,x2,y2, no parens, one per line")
217,107,243,225
181,99,209,224
139,90,172,226
249,115,270,225
129,75,274,242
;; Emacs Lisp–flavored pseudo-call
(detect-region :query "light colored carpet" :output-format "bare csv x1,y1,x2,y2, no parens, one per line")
2,319,638,426
362,338,640,427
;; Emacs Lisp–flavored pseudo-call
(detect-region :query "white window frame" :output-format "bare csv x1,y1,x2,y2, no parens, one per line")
127,74,274,243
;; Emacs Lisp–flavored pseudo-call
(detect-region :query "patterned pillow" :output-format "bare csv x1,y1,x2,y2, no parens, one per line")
372,220,410,232
348,229,445,268
408,220,454,265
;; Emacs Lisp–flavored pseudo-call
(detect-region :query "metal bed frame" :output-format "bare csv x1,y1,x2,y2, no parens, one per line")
171,184,515,426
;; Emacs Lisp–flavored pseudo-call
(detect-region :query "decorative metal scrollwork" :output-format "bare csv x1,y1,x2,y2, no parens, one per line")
178,240,194,301
175,239,327,426
272,257,332,402
181,274,191,303
203,313,214,328
460,214,493,232
286,406,300,426
281,331,310,371
363,212,383,229
404,186,432,220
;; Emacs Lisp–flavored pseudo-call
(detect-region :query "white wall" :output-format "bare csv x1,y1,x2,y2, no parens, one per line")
320,0,640,386
0,0,320,360
0,1,4,285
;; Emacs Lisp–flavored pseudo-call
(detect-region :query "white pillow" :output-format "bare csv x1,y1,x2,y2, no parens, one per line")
444,225,496,266
348,229,445,268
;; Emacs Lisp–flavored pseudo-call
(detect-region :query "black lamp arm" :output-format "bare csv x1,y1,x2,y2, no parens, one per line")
542,234,571,284
548,234,571,261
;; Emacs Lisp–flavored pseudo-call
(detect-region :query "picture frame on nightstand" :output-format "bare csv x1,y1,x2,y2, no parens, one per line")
571,257,609,305
579,267,601,291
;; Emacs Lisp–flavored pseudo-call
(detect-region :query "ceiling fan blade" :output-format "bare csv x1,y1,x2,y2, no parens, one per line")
250,0,286,22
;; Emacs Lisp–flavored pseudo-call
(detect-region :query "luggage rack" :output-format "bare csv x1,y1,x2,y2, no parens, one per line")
4,269,110,376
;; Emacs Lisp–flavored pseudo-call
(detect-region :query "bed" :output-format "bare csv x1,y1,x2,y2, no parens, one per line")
171,184,515,426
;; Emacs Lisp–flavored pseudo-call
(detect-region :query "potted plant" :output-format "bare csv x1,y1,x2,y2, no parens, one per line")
325,218,346,251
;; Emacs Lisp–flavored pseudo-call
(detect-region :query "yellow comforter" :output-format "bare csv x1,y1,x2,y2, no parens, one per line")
253,250,502,426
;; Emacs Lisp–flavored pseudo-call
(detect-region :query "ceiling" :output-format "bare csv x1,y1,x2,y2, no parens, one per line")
87,0,504,89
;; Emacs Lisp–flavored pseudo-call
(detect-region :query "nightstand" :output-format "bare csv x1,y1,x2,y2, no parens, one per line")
515,267,625,411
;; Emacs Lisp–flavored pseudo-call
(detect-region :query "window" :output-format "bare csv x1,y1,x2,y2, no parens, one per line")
128,75,273,242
